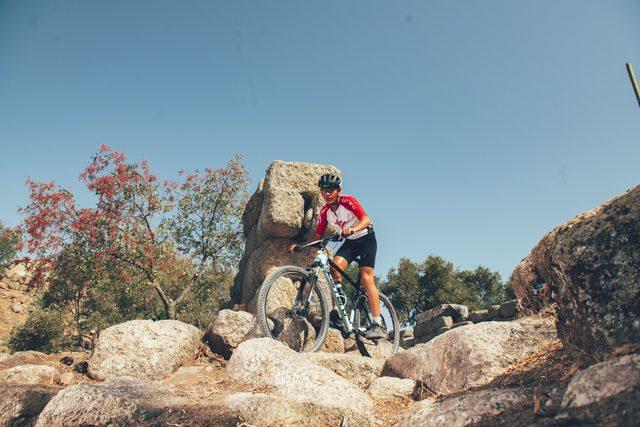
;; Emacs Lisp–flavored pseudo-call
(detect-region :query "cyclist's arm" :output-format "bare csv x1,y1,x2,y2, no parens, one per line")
288,233,322,254
342,216,371,236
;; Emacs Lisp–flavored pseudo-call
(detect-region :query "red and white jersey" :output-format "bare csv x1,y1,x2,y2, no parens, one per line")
315,195,371,240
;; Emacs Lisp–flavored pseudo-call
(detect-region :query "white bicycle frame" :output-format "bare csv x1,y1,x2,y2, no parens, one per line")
310,249,356,333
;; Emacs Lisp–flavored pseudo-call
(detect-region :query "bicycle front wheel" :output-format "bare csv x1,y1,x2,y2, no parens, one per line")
256,266,330,353
353,291,400,358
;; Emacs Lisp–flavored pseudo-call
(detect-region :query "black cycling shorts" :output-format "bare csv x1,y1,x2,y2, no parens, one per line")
335,231,377,269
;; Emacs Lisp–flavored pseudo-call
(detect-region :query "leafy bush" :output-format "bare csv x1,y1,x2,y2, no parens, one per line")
8,305,73,352
0,220,19,270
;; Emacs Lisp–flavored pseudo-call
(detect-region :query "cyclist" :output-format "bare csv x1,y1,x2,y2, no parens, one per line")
289,173,386,340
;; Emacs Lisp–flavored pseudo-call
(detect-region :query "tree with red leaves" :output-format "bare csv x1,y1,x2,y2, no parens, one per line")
20,145,248,319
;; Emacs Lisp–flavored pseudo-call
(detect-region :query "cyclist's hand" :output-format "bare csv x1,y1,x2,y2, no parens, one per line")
288,243,301,254
341,227,355,237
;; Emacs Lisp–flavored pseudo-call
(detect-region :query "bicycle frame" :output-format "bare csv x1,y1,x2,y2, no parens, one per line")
302,237,368,336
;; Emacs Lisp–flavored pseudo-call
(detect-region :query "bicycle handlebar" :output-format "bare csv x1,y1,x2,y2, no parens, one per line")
294,234,343,252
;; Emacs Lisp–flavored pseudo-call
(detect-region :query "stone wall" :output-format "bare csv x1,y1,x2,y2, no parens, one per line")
403,300,519,348
0,262,31,292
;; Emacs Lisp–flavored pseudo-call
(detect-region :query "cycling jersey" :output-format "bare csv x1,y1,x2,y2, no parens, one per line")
315,195,372,240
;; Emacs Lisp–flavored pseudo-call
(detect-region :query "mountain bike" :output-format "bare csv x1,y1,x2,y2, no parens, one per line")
256,234,400,357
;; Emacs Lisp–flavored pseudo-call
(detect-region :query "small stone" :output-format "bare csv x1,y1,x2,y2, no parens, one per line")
416,304,469,324
469,310,489,323
9,304,23,313
429,316,453,330
368,377,416,399
413,321,433,339
487,305,500,319
499,300,518,318
60,356,74,366
400,329,413,339
74,361,88,374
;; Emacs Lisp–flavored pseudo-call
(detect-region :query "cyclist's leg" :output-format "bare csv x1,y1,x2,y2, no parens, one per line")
332,240,354,296
357,233,380,317
360,267,381,317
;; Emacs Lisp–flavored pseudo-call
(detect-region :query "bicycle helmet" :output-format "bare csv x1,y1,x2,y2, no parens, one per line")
318,173,341,189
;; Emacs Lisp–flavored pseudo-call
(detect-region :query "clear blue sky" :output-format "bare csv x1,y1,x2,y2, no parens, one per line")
1,1,639,281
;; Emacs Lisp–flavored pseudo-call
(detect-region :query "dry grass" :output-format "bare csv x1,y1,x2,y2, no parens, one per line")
372,396,415,426
488,339,576,389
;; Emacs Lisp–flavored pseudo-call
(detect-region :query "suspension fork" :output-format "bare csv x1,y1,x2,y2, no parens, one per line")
298,267,320,309
320,267,354,332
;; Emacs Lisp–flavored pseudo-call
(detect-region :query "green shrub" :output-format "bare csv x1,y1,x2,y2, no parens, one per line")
7,306,73,352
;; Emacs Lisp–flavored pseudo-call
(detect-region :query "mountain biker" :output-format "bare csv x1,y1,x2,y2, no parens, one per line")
289,173,387,340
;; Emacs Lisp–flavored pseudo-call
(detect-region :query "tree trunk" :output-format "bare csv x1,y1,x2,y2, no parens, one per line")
151,281,176,319
166,302,176,320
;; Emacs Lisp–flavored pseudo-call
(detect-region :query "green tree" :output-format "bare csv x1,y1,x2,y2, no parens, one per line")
20,145,248,319
0,220,19,270
456,266,505,309
379,258,420,322
382,255,512,319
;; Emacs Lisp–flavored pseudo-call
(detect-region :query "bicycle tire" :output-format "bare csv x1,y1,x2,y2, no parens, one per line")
256,265,330,353
354,291,400,357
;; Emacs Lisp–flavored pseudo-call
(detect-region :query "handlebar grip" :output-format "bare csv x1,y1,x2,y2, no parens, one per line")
294,245,303,252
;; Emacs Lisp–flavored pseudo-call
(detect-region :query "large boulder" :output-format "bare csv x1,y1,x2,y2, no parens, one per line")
398,387,531,426
87,320,202,381
225,392,355,426
510,185,640,364
240,238,307,309
0,384,59,426
303,351,385,389
232,161,340,309
383,317,556,394
556,353,640,424
204,309,263,359
257,187,305,239
227,338,375,425
0,351,48,369
0,364,60,385
35,376,241,426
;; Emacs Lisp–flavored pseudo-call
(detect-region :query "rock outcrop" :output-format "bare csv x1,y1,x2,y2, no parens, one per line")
556,353,640,424
204,309,264,359
224,392,355,426
0,384,59,426
0,351,48,368
36,376,241,426
303,351,385,389
383,317,556,394
0,364,60,385
87,320,202,381
227,338,375,425
510,185,640,364
398,387,531,426
231,161,340,311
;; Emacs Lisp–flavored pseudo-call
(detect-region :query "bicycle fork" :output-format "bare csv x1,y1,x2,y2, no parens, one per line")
315,266,354,333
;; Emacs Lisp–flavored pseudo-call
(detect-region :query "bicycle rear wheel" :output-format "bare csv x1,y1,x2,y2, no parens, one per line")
256,266,330,353
353,291,400,358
